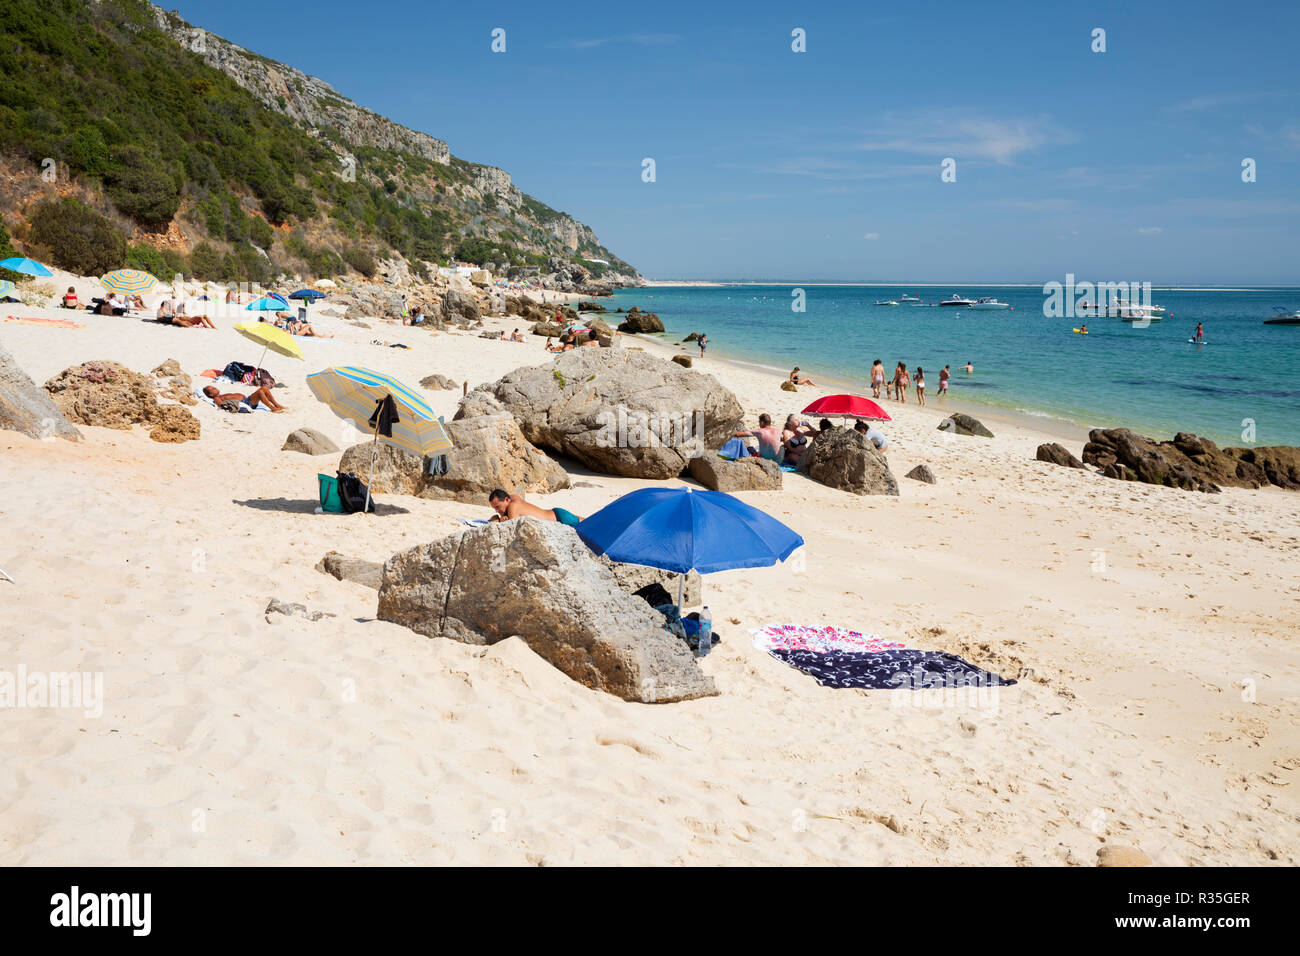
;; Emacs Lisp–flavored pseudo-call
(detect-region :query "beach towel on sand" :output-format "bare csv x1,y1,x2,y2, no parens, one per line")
770,648,1017,690
751,624,1015,690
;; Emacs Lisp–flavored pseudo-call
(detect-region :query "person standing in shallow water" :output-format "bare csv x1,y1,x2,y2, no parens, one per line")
698,333,707,359
914,366,926,405
871,359,885,399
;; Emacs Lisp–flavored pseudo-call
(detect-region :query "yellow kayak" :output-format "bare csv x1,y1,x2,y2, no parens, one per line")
1071,328,1088,335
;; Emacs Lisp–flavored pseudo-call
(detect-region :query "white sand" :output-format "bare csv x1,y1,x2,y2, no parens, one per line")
1,280,1297,865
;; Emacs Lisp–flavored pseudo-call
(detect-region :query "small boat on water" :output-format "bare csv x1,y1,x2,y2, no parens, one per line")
1264,307,1300,325
1078,299,1167,319
874,299,899,306
939,294,976,307
970,297,1011,310
899,293,921,303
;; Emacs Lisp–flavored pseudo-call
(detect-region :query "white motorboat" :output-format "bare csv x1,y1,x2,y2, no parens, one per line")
1078,299,1167,319
874,299,899,306
899,293,921,302
970,297,1011,310
1264,307,1300,326
939,294,976,307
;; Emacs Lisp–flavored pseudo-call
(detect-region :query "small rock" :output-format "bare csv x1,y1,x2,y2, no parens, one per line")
1036,442,1086,469
905,464,937,484
264,598,335,623
671,354,693,368
148,405,200,443
419,374,458,390
282,427,340,456
1096,845,1152,867
689,454,782,491
315,552,382,590
780,380,798,392
938,413,994,438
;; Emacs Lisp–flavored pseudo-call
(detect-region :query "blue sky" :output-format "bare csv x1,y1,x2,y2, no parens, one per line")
174,0,1300,283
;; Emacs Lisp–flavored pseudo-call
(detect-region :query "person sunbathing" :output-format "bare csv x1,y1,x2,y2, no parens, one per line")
782,414,816,466
201,384,287,413
734,413,783,461
505,328,524,342
273,314,330,337
158,302,215,328
61,287,79,309
487,489,581,527
788,366,816,386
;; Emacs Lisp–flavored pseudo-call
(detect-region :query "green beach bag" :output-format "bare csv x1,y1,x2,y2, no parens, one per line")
317,473,344,514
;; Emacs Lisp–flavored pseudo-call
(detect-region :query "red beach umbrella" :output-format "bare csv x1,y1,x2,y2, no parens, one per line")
800,393,892,421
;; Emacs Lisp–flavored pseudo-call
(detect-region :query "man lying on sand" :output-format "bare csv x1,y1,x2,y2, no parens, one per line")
487,489,581,526
201,384,287,413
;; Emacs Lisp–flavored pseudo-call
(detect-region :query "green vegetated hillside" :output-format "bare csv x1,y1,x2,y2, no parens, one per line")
0,0,636,285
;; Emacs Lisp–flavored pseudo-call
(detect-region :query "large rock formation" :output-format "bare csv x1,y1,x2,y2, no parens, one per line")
315,551,382,590
798,427,899,496
597,555,702,607
0,341,81,441
43,360,199,443
338,413,569,503
469,349,744,479
1082,428,1300,492
688,454,782,492
377,519,718,703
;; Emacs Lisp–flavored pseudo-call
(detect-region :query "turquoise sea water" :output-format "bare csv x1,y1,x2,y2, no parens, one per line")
603,284,1300,446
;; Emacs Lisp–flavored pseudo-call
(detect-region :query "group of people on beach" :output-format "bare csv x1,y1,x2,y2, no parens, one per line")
732,412,888,468
869,359,972,404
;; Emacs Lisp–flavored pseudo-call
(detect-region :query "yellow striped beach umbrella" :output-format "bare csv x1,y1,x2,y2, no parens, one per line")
100,269,159,294
307,366,453,511
0,279,13,299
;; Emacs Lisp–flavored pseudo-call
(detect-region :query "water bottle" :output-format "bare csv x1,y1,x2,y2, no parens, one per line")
697,605,712,657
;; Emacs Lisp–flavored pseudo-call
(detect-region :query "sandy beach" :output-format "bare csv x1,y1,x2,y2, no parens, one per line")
1,278,1297,867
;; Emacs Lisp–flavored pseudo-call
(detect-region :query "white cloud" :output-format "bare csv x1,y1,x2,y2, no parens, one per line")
857,113,1071,164
863,232,879,240
1137,226,1163,235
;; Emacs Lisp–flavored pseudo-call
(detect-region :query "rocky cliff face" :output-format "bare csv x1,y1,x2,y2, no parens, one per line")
151,5,451,166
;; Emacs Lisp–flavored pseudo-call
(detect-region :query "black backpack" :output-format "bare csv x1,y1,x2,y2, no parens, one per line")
336,471,376,514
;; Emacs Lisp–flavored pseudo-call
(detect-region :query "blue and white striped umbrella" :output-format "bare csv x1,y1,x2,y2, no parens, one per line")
307,366,453,510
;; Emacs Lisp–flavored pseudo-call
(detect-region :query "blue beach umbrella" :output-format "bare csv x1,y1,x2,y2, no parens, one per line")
245,294,289,312
578,486,804,610
288,289,327,301
0,257,53,277
307,366,454,512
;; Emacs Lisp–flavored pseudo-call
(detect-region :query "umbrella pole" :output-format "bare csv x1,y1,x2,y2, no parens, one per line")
677,573,684,615
365,424,379,514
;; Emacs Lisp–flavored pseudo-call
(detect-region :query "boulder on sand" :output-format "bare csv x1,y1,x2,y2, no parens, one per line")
440,289,480,322
44,359,199,443
597,554,702,606
617,307,665,334
799,426,899,496
904,464,937,484
688,454,782,491
1036,442,1085,469
338,413,569,503
0,340,81,441
377,519,718,703
282,427,340,456
473,349,744,479
419,374,458,390
672,354,693,368
315,551,382,590
938,413,994,438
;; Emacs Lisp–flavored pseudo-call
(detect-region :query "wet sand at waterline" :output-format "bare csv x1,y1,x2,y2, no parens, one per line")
1,290,1297,865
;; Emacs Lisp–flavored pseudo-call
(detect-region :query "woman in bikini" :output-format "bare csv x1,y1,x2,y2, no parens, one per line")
871,359,885,399
895,363,909,403
914,366,926,406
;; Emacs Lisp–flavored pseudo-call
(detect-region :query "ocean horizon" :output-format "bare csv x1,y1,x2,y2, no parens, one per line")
605,283,1300,447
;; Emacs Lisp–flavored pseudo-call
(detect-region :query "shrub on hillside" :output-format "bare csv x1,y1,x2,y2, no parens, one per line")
342,246,376,277
126,243,185,282
27,197,128,276
186,242,224,281
104,145,181,226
